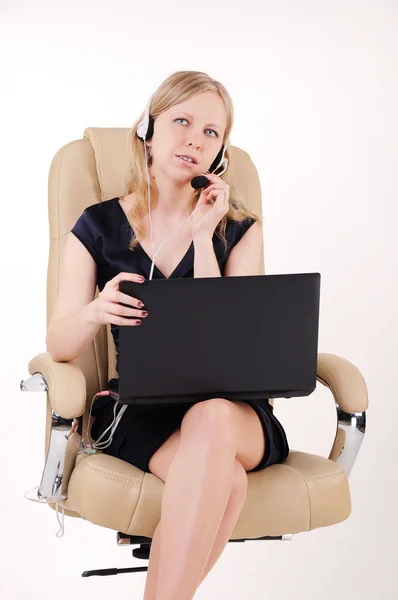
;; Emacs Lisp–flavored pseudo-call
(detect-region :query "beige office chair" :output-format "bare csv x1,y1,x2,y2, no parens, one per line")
21,128,368,578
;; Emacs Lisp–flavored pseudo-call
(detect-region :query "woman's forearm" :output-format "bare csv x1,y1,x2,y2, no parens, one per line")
193,234,221,278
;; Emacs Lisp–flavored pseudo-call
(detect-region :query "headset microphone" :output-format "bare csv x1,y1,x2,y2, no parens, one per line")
190,175,210,189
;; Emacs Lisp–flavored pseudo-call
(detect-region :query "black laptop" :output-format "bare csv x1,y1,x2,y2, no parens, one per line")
118,273,321,406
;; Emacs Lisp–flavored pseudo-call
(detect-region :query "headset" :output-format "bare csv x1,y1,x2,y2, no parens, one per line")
136,92,229,179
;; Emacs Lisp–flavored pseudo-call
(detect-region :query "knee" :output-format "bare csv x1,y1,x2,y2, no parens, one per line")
180,398,236,442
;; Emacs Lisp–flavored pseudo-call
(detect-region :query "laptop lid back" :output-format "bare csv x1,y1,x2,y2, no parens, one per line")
118,273,320,405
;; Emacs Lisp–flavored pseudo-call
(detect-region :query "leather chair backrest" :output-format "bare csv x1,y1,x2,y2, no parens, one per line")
47,127,265,401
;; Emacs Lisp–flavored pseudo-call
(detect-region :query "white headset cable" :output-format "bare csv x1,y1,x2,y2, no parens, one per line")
24,485,66,538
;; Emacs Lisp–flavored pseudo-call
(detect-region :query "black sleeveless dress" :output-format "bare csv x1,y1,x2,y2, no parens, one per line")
71,197,289,473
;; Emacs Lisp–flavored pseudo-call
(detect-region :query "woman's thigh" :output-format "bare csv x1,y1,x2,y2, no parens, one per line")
148,398,265,481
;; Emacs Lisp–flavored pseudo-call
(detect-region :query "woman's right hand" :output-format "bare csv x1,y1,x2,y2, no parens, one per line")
91,272,147,326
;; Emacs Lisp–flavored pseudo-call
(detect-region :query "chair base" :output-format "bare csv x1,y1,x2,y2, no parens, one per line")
81,532,293,577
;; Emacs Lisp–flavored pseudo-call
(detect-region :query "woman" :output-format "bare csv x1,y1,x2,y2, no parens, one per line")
48,70,289,600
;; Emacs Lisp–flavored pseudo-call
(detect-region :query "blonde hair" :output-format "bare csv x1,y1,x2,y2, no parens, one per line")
123,70,262,253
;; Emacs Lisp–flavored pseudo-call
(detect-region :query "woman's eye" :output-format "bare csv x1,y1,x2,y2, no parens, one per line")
175,118,218,137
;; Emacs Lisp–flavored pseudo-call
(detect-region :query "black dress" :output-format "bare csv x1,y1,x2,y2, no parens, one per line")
71,197,290,473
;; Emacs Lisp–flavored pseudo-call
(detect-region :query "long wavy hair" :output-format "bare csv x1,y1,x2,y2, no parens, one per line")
123,70,262,253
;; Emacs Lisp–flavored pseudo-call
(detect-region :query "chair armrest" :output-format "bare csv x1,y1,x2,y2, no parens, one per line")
317,353,368,475
21,353,88,500
25,352,86,419
317,352,368,413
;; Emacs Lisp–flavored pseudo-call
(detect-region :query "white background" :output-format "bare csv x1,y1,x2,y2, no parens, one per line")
1,0,397,598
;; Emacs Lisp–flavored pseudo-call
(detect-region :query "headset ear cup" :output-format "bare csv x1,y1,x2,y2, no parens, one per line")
146,115,154,140
209,145,225,173
136,114,155,141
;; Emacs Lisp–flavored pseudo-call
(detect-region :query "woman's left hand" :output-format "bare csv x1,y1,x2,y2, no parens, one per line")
190,172,230,239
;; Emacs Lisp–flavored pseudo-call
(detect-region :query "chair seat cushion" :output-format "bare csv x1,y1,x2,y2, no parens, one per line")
64,449,351,537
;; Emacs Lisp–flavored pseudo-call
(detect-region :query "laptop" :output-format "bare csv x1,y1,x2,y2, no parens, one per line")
118,273,321,406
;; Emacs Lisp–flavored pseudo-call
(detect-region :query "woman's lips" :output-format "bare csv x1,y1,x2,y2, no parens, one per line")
176,155,197,167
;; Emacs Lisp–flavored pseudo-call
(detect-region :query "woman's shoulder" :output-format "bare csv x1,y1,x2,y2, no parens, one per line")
77,197,123,233
70,198,122,265
225,215,258,245
83,197,119,219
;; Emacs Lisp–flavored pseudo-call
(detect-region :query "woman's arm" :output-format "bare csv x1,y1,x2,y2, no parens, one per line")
193,234,221,278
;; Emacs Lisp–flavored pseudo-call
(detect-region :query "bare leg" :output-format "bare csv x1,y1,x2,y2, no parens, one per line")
195,459,248,588
143,520,162,600
154,405,239,600
143,459,247,600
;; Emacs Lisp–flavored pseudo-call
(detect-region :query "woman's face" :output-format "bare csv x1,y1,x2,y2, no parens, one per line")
148,91,227,178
